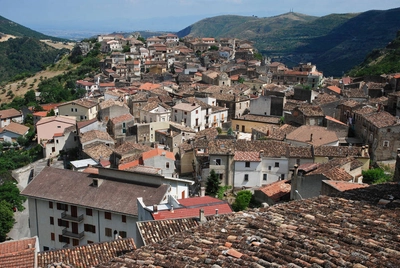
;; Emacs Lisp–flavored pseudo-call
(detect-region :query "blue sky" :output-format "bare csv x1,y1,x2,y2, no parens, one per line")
1,0,399,34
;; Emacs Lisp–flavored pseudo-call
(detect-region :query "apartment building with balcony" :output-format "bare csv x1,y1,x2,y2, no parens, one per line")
21,167,173,251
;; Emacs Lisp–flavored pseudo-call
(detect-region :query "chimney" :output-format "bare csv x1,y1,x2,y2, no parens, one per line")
293,164,299,178
215,209,219,215
199,209,206,223
259,150,264,158
200,187,206,197
310,133,313,142
170,204,174,213
361,146,365,157
153,204,158,213
28,244,32,249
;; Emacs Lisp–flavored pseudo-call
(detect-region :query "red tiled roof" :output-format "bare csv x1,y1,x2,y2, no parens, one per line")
0,237,36,268
234,151,261,162
152,203,232,220
0,108,21,119
259,180,291,201
153,196,232,220
323,180,368,192
325,115,347,126
327,85,341,94
142,148,175,161
38,238,135,267
33,111,47,117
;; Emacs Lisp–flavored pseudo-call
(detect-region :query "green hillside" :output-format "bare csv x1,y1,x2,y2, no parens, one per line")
0,37,67,82
0,15,65,41
347,30,400,77
178,8,400,77
178,13,318,40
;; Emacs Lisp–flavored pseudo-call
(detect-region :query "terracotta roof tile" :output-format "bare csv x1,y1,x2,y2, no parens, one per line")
286,125,338,146
236,114,281,124
0,108,21,119
259,180,291,201
364,111,400,128
1,122,29,135
110,113,134,124
38,238,135,268
137,218,199,246
83,143,114,161
0,237,37,268
327,85,341,94
98,185,400,267
234,151,261,161
322,180,368,192
80,130,114,144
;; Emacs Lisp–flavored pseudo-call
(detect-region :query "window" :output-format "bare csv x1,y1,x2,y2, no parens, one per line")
43,246,49,251
119,231,127,238
245,162,250,168
59,235,70,244
105,228,112,237
71,108,74,112
184,112,187,115
87,240,94,244
58,219,69,228
122,215,126,223
75,108,77,112
244,174,249,181
84,224,96,233
50,217,54,225
105,212,112,220
196,110,198,114
296,159,301,165
268,166,271,171
86,208,92,216
275,162,279,168
281,174,285,180
122,122,126,128
263,174,267,181
383,141,389,147
166,162,170,168
51,233,55,241
73,239,79,246
56,139,59,144
49,201,53,209
57,126,61,128
57,203,68,211
387,128,391,132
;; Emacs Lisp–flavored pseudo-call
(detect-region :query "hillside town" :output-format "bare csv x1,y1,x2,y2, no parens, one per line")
2,32,400,267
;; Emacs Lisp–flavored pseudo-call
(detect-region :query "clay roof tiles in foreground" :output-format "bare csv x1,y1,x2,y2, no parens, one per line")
98,184,400,268
0,237,37,268
38,238,135,268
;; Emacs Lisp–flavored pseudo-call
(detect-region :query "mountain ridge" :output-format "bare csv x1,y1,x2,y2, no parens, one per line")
177,8,400,76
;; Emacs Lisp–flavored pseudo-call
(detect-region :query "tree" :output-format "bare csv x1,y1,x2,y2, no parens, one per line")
0,200,14,242
362,168,391,184
232,190,252,211
0,181,27,211
206,169,220,197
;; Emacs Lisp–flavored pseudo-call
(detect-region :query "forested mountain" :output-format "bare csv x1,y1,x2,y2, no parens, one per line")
178,8,400,77
0,37,68,82
347,30,400,77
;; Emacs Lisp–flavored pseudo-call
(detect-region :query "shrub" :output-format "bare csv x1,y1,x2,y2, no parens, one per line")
232,190,252,211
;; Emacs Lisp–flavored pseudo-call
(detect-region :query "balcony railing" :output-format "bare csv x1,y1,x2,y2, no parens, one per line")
62,228,85,240
61,211,84,223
